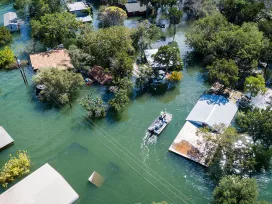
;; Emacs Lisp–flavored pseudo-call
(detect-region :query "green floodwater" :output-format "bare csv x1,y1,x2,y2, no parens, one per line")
0,1,272,204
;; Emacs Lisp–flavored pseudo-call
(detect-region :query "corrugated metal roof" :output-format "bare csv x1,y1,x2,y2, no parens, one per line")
67,2,88,11
186,94,238,128
0,126,14,150
76,15,92,22
4,12,18,26
0,163,79,204
125,3,146,13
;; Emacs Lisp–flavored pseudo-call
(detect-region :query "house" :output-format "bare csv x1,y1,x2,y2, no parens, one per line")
29,49,73,71
67,1,92,22
144,49,159,69
88,66,113,85
4,12,20,32
0,126,14,151
169,94,240,166
125,2,147,16
0,163,79,204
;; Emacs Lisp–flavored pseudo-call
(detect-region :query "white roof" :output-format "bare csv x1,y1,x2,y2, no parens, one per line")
76,15,92,22
4,12,18,26
125,3,147,13
251,88,272,109
0,126,14,150
0,163,79,204
67,2,88,11
144,49,159,67
186,94,238,129
169,121,217,166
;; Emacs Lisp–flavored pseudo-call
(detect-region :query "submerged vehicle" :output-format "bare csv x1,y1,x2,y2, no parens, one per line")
147,112,172,135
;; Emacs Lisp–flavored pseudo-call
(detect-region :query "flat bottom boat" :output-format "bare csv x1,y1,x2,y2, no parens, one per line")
147,112,172,135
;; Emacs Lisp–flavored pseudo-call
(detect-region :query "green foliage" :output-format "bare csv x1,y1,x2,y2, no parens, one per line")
0,26,12,46
132,20,162,60
169,7,183,25
0,47,15,68
0,151,31,188
186,13,264,72
29,0,63,19
109,88,130,112
183,0,218,19
79,94,107,118
14,0,32,10
244,75,266,98
237,108,272,148
31,12,81,48
207,59,239,88
153,45,183,72
212,175,259,204
77,26,134,69
135,65,153,90
110,51,133,79
32,68,84,105
98,6,127,27
253,144,272,171
219,0,265,25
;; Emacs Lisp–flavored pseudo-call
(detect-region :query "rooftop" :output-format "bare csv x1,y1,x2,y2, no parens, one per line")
4,12,18,26
67,2,88,11
0,163,79,204
88,66,113,85
76,15,92,22
186,94,238,130
125,3,147,13
29,49,73,71
169,121,217,166
0,126,14,150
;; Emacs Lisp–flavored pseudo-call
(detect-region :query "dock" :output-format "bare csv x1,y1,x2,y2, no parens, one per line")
0,126,14,151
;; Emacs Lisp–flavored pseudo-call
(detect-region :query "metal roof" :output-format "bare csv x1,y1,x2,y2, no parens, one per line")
125,3,147,13
186,94,238,129
0,163,79,204
0,126,14,150
67,2,88,11
4,12,18,26
76,15,92,22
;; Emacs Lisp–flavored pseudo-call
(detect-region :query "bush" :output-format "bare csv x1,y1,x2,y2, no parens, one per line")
0,151,31,187
79,95,107,118
0,47,15,68
0,26,12,46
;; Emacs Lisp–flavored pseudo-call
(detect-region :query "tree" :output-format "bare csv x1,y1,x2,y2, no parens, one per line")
0,47,15,68
0,151,30,188
244,75,266,99
29,0,63,19
207,59,239,88
31,12,81,48
32,68,84,105
169,7,183,39
98,6,127,27
212,176,260,204
79,94,107,118
135,65,153,90
132,20,162,60
110,51,133,79
109,88,130,112
168,71,182,82
153,45,183,72
0,26,12,46
237,108,272,148
183,0,218,19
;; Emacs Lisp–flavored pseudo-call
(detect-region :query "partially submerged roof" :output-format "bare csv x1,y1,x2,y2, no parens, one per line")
144,49,158,67
0,163,79,204
169,121,217,166
88,171,104,187
0,126,14,150
186,94,238,129
67,2,88,11
125,3,147,13
89,66,113,85
29,49,73,71
4,12,18,26
76,15,92,22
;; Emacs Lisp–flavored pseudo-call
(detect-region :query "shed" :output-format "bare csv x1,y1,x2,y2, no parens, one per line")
4,12,19,32
186,94,238,130
88,66,113,85
0,163,79,204
88,171,105,187
125,3,147,16
67,1,92,22
169,121,217,167
0,126,14,150
29,49,73,71
67,2,88,12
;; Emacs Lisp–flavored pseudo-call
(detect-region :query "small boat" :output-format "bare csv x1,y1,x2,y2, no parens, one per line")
147,112,172,135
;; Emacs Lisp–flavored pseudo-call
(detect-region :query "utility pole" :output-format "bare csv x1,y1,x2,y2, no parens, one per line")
15,56,28,85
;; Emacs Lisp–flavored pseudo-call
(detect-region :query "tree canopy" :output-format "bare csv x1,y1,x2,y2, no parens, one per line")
98,6,127,27
0,26,12,46
183,0,218,19
32,68,84,105
79,95,107,118
169,7,183,36
244,75,266,98
0,47,15,68
153,45,183,72
31,12,81,48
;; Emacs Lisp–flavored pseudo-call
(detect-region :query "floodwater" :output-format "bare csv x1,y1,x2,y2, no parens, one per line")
0,1,272,203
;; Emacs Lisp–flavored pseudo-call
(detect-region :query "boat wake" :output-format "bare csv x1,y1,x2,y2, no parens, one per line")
140,132,158,162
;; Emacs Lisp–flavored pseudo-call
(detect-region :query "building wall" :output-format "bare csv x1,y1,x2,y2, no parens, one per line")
71,10,87,17
6,24,19,32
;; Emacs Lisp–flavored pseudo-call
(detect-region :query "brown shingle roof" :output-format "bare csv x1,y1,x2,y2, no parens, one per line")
88,66,112,85
30,49,73,71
